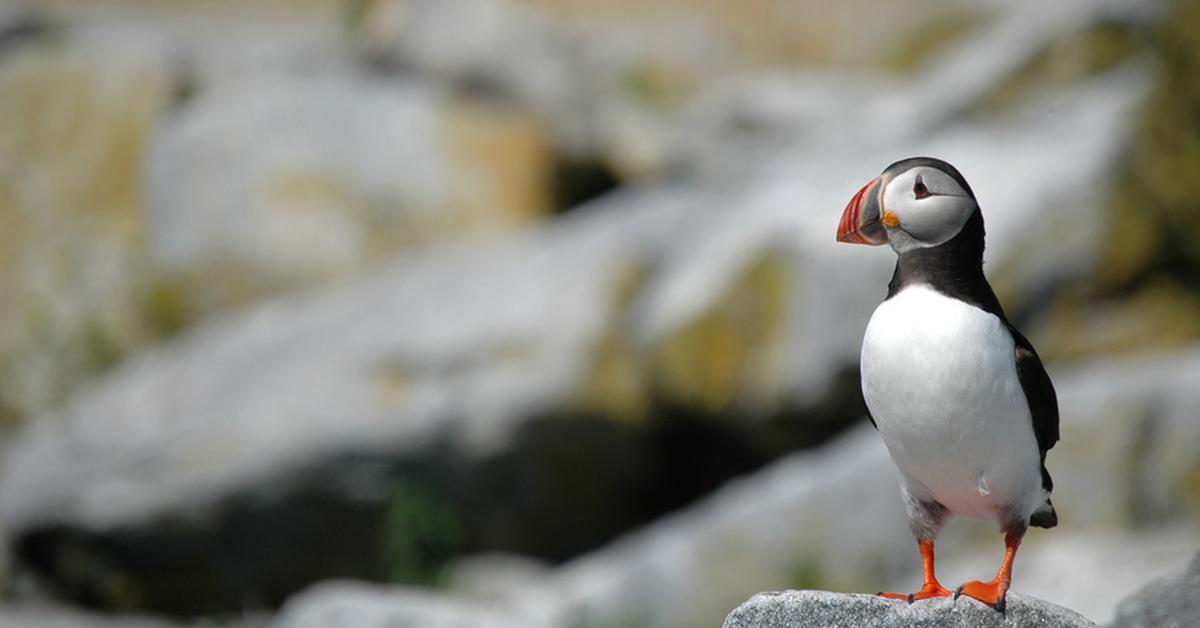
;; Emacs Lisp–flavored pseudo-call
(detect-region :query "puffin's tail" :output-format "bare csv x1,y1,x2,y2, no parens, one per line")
1031,461,1057,528
1030,498,1058,528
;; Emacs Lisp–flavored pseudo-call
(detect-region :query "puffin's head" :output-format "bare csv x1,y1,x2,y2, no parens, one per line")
836,157,978,254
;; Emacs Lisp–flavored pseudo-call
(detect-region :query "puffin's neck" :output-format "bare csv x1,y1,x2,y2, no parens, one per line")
886,209,1007,320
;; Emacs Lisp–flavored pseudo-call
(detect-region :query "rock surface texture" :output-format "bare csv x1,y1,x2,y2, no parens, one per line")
724,590,1095,628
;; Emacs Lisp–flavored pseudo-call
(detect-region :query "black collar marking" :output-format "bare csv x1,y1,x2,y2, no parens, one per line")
884,208,1004,318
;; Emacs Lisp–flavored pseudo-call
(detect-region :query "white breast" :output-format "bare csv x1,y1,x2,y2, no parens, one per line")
861,285,1042,521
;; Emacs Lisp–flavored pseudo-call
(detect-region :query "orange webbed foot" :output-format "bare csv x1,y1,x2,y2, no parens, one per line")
954,578,1009,612
879,539,953,603
954,530,1021,612
878,582,952,603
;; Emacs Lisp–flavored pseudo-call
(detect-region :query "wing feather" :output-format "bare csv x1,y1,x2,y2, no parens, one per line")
1008,325,1059,491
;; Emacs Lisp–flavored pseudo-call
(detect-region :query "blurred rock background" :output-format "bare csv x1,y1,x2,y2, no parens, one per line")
0,0,1195,626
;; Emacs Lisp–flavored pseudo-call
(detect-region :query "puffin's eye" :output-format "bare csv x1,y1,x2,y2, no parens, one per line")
913,177,930,199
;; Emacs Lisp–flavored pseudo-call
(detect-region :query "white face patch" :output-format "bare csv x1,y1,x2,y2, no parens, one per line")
881,167,976,253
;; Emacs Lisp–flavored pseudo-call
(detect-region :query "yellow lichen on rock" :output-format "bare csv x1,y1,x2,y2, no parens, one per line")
256,166,370,281
881,8,982,74
0,42,171,419
568,250,792,422
972,20,1138,117
568,261,653,422
1035,281,1200,362
0,44,165,230
375,362,413,405
1028,0,1200,361
651,250,790,415
441,98,555,231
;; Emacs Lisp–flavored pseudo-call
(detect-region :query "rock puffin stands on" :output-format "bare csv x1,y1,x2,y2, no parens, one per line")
724,590,1095,628
725,550,1200,628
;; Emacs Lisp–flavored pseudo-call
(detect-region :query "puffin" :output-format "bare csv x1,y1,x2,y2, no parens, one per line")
836,157,1059,611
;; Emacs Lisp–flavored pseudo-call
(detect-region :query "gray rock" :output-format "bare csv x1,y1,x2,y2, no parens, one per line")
1110,550,1200,628
147,76,442,279
146,73,556,313
724,590,1095,628
445,553,551,604
670,0,1161,178
0,606,181,628
275,581,523,628
361,0,590,151
62,4,354,89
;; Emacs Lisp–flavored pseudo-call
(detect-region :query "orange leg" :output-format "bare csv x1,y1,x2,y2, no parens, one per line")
879,540,952,602
955,532,1021,612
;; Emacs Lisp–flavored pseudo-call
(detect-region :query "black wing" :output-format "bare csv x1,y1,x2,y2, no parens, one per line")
1008,324,1059,491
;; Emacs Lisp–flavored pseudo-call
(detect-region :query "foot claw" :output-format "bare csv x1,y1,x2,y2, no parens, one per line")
955,579,1009,612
